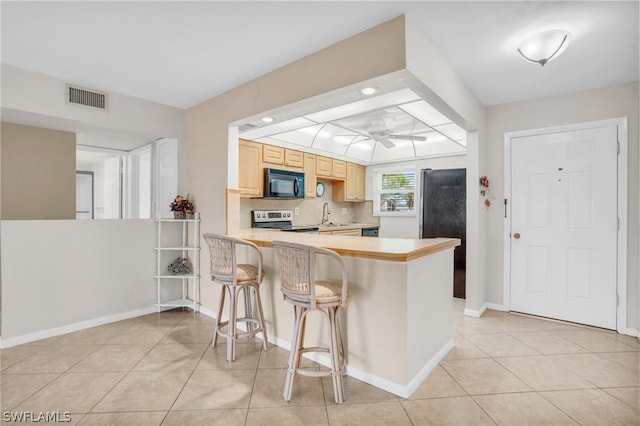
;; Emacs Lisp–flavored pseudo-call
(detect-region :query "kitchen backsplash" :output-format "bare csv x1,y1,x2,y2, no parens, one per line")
239,179,378,229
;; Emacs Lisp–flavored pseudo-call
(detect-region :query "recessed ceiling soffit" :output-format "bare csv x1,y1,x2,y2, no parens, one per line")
239,89,467,165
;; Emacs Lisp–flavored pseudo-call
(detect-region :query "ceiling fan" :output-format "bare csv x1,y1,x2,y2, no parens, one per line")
367,129,427,149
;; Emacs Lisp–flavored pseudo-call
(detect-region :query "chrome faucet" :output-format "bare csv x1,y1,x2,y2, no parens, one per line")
321,202,331,225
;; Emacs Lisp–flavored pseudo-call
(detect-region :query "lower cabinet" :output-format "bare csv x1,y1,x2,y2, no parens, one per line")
319,228,363,236
330,229,362,236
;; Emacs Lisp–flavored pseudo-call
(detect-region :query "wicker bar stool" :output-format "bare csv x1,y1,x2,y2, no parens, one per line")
272,240,349,404
203,233,268,362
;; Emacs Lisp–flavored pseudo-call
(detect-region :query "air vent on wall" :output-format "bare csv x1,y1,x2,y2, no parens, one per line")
239,123,258,132
66,84,108,110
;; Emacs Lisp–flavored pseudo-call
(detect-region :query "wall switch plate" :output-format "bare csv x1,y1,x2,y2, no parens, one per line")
342,208,348,215
294,207,300,216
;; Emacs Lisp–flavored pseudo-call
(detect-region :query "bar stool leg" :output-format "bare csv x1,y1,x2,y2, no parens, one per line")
227,285,237,362
212,284,227,348
243,286,253,333
335,310,346,376
284,305,305,401
253,284,269,351
329,306,345,403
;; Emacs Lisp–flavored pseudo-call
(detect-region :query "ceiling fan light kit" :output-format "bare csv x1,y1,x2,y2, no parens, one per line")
369,131,427,149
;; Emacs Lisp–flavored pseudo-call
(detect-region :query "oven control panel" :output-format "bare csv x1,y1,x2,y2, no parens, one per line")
252,210,293,223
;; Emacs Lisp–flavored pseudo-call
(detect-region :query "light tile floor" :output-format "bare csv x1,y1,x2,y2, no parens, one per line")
1,298,638,425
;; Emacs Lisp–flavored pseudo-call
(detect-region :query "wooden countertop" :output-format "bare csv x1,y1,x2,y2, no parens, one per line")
236,229,460,262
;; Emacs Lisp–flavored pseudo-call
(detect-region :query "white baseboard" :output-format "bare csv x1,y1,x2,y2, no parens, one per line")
464,302,506,318
402,338,454,397
198,306,217,320
201,304,452,397
620,328,639,338
485,303,506,312
464,304,487,318
0,306,158,348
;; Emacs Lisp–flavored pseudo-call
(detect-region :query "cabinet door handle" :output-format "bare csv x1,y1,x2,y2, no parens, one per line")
513,232,521,239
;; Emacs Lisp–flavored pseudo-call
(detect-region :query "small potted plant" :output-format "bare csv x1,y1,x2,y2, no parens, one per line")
170,194,194,219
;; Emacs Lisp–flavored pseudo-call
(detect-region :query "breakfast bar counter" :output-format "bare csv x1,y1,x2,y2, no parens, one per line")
238,229,460,261
233,230,460,398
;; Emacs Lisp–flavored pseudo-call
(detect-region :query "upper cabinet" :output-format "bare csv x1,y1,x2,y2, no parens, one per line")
239,139,263,197
262,144,285,165
239,140,365,201
316,155,332,177
303,153,317,198
332,159,347,179
316,155,347,180
285,149,304,169
333,163,365,202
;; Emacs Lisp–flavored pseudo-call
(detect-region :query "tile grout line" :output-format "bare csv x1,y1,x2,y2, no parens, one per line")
158,324,213,425
82,315,181,423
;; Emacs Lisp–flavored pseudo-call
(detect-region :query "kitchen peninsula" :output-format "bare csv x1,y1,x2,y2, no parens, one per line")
236,229,460,398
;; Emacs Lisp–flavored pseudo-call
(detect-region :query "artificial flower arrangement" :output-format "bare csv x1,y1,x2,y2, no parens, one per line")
170,194,194,218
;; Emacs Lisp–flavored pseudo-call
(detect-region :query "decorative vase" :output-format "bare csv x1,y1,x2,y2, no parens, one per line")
173,211,186,219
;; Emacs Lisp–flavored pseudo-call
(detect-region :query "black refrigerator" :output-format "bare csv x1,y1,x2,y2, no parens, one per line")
421,168,466,298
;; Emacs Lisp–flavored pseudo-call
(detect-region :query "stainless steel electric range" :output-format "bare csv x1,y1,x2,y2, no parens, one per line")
251,210,319,234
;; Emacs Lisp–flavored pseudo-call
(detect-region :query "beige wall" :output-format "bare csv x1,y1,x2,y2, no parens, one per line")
1,122,76,220
485,81,640,330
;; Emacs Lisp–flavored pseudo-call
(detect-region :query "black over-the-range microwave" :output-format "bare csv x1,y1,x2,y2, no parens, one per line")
264,168,305,199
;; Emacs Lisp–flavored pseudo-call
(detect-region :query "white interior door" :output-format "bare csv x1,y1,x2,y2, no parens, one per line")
510,125,618,329
76,172,93,219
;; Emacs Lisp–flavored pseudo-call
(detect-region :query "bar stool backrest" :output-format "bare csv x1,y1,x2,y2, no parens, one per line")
272,240,348,309
203,234,237,283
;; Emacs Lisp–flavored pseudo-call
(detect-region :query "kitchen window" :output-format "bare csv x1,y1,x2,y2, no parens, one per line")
373,168,416,215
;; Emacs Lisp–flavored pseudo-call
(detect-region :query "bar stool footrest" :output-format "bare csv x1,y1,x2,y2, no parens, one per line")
293,367,332,378
299,346,329,354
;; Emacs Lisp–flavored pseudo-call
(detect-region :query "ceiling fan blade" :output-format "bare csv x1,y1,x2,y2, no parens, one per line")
388,134,427,141
378,137,396,149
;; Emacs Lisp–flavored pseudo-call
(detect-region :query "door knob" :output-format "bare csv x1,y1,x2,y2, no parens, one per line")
513,232,521,239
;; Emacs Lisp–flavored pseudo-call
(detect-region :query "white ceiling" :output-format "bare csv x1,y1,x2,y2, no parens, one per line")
242,88,467,164
1,1,638,163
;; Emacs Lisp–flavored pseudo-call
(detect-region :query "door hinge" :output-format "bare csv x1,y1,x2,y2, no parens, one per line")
617,217,620,230
617,141,620,154
616,294,619,307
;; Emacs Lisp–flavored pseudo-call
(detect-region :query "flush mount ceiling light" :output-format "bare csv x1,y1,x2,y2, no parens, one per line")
261,117,274,123
360,87,377,95
517,29,571,66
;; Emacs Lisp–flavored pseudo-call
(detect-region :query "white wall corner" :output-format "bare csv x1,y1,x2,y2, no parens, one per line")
464,303,488,318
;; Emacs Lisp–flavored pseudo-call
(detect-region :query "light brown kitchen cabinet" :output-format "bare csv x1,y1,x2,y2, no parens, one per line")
316,156,347,179
332,159,347,179
316,155,333,177
284,149,304,169
303,153,317,198
328,229,362,236
333,163,365,202
262,144,285,165
239,139,263,197
354,163,365,201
